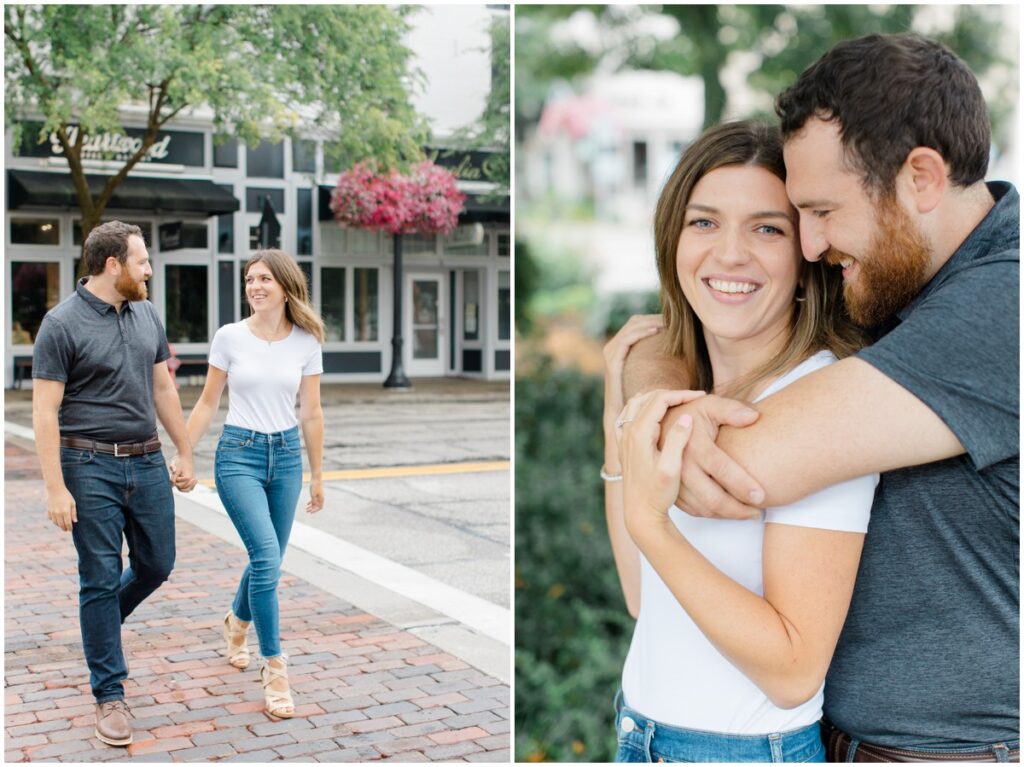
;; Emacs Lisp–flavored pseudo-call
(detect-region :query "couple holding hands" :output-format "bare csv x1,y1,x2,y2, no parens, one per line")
603,33,1018,763
32,223,324,747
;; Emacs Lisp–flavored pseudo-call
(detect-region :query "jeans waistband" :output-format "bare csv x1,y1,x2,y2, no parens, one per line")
823,720,1020,763
614,689,823,763
221,424,299,444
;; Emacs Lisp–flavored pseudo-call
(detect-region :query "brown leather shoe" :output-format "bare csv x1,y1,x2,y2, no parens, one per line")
94,700,132,746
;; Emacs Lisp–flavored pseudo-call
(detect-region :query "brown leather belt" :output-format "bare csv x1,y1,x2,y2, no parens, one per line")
60,435,162,458
823,721,1020,763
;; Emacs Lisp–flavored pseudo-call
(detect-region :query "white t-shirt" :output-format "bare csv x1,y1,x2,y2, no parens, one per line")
621,350,878,734
208,320,323,434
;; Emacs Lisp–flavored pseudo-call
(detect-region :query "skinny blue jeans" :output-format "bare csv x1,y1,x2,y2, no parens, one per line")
214,425,303,658
614,690,826,763
62,445,176,703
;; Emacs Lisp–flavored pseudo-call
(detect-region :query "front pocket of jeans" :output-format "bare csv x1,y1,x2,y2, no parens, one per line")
59,447,94,465
217,437,251,452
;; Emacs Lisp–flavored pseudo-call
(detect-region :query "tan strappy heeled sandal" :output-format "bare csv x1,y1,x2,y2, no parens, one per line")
259,656,294,719
222,611,250,669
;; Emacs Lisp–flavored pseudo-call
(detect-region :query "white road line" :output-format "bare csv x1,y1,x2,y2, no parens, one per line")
5,421,511,647
184,487,510,645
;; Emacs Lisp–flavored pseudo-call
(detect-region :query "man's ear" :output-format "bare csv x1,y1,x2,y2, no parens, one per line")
900,147,948,214
105,256,120,275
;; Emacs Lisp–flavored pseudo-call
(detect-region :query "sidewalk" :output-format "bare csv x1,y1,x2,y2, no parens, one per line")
4,440,510,763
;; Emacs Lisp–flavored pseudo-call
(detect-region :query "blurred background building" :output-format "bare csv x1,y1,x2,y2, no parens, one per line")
514,5,1020,763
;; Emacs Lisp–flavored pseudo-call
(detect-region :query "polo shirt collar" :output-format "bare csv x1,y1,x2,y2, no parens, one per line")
896,181,1018,322
75,276,136,316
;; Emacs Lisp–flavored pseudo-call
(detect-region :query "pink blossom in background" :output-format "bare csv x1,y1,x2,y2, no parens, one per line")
330,161,466,236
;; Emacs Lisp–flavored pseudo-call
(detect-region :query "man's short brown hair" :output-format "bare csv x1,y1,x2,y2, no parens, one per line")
82,221,144,275
776,33,990,196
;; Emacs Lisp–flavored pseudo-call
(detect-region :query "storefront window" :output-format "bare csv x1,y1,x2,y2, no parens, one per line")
354,268,378,341
11,218,59,246
214,137,238,168
10,261,60,343
292,139,317,173
165,265,208,343
218,185,234,254
246,140,285,178
463,270,480,341
179,222,209,249
445,229,488,256
73,220,152,246
321,267,346,342
246,187,286,214
297,188,312,255
348,228,379,254
498,270,510,341
399,233,436,257
248,225,281,251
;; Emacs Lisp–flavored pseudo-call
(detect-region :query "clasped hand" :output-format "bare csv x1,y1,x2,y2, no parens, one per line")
169,454,198,492
619,390,766,524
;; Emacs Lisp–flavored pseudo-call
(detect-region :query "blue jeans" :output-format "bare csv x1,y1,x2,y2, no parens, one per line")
614,690,826,763
62,445,176,703
214,425,303,659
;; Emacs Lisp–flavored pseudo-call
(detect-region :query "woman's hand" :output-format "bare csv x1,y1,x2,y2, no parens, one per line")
603,314,664,466
306,479,324,513
619,389,702,541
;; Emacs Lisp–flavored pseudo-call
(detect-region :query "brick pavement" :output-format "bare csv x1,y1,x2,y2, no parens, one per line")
4,440,510,762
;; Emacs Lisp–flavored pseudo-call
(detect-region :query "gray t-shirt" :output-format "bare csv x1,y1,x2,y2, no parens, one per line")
32,277,171,442
825,182,1019,747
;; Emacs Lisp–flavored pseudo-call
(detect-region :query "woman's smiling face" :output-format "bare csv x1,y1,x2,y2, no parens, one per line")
676,164,801,347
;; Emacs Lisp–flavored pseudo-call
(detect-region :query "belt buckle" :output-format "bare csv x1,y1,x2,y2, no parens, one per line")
113,442,130,458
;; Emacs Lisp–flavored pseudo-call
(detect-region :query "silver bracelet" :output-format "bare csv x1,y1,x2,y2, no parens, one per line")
600,465,623,482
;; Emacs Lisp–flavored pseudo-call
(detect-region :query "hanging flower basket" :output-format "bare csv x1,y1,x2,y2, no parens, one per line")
330,161,466,236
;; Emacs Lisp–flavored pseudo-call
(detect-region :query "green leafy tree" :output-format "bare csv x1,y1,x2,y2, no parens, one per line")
467,13,511,190
5,4,428,268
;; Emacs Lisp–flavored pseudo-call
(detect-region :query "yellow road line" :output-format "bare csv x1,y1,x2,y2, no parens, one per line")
197,460,509,487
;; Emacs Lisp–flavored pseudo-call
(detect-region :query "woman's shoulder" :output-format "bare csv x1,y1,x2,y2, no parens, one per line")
212,320,249,343
290,324,322,348
757,350,837,400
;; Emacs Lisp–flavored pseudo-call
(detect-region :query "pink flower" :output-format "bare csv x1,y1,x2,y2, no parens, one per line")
330,161,466,235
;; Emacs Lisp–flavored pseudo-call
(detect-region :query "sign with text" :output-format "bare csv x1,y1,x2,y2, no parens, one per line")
159,222,183,252
15,122,205,167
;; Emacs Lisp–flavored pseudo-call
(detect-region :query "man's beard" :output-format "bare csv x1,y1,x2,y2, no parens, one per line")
826,196,931,328
116,267,148,302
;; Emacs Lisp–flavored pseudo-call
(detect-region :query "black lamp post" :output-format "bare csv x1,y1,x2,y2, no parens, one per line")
383,232,411,388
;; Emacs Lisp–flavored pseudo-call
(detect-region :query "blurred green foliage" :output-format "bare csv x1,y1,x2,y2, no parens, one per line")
515,354,634,762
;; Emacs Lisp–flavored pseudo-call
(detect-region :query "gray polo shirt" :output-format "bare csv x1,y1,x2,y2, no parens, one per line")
33,277,171,443
825,182,1019,747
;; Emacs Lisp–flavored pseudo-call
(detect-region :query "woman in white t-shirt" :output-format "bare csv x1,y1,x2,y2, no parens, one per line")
186,249,324,719
603,121,878,762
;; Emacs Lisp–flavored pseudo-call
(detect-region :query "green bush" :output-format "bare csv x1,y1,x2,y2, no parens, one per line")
515,355,634,762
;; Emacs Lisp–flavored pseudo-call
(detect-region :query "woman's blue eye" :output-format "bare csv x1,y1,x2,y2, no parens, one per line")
688,218,714,229
757,224,785,235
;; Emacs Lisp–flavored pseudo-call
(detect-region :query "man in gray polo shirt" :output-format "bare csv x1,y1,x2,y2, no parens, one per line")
623,34,1017,760
32,220,198,747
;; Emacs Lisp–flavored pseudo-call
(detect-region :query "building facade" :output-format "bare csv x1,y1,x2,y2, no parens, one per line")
5,4,510,389
5,128,509,388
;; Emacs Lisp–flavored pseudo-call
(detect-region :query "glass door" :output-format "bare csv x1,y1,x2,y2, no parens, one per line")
405,273,445,377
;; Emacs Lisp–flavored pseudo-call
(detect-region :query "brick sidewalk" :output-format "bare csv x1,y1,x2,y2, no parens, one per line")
4,441,510,762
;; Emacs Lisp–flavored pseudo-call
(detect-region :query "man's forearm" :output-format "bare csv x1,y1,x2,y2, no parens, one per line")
154,388,193,458
621,333,691,400
32,410,67,493
715,357,963,506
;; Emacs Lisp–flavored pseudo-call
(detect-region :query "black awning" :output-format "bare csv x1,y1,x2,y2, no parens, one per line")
8,169,240,216
462,192,509,223
318,185,508,224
